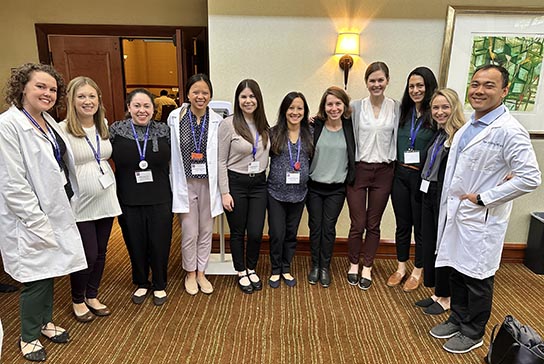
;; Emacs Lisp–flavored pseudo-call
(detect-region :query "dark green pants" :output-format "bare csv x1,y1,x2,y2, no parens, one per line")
20,278,54,342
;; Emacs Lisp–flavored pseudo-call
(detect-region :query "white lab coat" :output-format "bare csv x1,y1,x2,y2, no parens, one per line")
0,106,87,283
168,106,224,217
435,108,541,279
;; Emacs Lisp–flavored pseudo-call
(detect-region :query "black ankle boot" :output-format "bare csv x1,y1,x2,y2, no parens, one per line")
307,267,319,285
319,268,330,288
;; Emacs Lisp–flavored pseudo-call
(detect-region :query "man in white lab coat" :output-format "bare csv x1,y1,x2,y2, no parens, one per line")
429,65,541,354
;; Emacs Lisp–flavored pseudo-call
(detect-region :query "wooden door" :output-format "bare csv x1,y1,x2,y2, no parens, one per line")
49,35,125,123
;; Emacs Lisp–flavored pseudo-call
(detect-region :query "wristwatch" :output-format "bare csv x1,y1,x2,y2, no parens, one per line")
476,194,485,206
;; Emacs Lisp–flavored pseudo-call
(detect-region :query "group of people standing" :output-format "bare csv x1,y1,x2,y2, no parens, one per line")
0,59,540,361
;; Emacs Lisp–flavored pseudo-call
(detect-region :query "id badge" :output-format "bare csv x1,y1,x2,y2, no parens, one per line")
60,171,68,186
286,172,301,184
191,152,203,161
135,170,154,183
420,179,430,193
191,163,206,175
248,161,260,174
99,172,114,189
404,150,420,164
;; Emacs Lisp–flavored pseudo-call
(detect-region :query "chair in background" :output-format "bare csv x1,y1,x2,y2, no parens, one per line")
160,104,177,122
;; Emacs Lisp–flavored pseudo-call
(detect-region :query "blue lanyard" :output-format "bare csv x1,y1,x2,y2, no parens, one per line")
252,132,259,160
21,108,62,167
84,130,104,175
425,133,445,179
409,108,423,150
130,120,150,162
188,109,207,154
287,137,301,171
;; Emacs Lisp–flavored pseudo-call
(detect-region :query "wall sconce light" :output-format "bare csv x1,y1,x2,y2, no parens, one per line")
335,32,360,89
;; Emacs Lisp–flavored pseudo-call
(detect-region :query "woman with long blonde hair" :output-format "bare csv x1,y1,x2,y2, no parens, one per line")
60,76,121,322
415,88,465,315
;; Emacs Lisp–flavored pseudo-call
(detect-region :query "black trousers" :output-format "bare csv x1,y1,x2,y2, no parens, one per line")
70,217,115,303
391,165,423,267
267,192,305,275
421,182,451,297
225,170,267,272
447,269,494,339
306,180,346,270
118,202,173,291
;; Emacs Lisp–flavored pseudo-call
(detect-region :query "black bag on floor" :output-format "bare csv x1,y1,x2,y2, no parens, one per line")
485,315,544,364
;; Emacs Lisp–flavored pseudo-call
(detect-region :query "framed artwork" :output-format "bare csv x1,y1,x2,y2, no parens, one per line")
439,6,544,135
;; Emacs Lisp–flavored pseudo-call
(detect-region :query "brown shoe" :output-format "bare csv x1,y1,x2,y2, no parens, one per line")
403,275,422,292
386,271,405,287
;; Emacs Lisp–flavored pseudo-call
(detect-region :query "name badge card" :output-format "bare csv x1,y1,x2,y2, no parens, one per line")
286,172,300,184
60,171,68,186
99,172,114,189
404,150,420,164
420,179,430,193
135,170,153,183
248,161,260,174
191,163,206,175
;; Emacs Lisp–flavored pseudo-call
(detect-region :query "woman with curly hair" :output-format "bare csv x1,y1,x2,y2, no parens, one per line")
0,63,87,361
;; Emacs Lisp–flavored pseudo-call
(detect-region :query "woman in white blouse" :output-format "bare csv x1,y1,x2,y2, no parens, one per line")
346,62,399,290
60,76,121,322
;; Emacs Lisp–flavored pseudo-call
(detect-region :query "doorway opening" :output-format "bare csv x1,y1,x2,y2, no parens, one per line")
35,24,208,122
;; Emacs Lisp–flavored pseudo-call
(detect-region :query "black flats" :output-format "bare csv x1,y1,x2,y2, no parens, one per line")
20,339,46,362
247,271,262,291
132,288,149,304
41,324,69,343
347,273,359,285
359,277,372,290
237,271,253,294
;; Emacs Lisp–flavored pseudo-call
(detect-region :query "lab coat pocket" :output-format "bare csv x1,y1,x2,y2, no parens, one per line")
470,142,502,175
16,218,58,256
457,199,486,228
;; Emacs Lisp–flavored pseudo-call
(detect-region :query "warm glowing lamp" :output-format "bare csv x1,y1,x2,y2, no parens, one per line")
335,32,360,89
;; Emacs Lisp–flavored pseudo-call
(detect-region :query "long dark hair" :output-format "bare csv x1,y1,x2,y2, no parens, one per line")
233,79,269,148
185,73,213,102
399,66,437,129
270,92,313,158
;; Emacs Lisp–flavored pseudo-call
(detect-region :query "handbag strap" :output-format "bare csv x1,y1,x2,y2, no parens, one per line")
486,324,500,364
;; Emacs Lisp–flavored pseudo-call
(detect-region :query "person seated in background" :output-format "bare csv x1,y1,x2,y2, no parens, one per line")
154,89,178,121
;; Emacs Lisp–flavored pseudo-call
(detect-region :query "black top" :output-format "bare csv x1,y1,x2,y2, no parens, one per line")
311,116,356,185
110,119,172,206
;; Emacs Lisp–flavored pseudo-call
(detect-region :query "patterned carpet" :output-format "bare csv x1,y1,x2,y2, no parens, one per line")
1,220,543,364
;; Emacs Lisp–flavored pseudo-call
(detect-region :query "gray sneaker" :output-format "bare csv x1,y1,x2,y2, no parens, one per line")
430,321,460,339
443,333,483,354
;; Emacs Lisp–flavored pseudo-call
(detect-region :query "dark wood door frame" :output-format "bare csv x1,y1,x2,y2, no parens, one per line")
35,23,208,100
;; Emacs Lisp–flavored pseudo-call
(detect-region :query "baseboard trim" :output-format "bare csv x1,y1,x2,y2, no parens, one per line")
211,235,525,263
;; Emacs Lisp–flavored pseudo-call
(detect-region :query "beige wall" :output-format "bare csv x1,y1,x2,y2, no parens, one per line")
0,0,207,105
208,0,544,243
